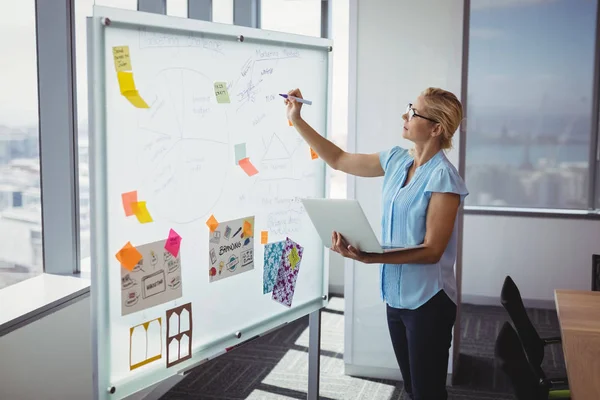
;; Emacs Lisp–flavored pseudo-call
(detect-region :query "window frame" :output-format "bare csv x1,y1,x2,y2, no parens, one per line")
591,0,600,211
35,0,81,275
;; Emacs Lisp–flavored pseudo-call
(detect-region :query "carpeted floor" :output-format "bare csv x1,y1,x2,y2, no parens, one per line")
162,297,565,400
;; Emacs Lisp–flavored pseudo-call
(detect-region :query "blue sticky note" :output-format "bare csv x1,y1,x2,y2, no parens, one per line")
235,143,246,165
263,240,286,294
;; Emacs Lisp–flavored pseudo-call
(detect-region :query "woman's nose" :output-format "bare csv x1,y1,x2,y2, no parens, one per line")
402,113,408,122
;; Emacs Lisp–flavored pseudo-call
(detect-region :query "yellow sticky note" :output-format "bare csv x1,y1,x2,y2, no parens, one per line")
131,201,153,223
206,215,219,232
243,220,253,238
214,82,230,104
117,71,136,94
289,247,300,270
116,242,143,271
117,71,149,109
112,46,132,72
310,148,319,160
261,231,268,244
125,94,150,108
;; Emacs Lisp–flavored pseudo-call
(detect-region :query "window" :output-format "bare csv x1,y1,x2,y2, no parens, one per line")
167,0,187,17
261,0,321,36
329,0,349,199
213,0,233,24
465,0,598,210
0,0,43,289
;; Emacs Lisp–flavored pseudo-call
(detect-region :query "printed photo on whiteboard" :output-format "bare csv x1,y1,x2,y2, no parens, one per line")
209,216,255,282
121,238,183,316
272,237,304,308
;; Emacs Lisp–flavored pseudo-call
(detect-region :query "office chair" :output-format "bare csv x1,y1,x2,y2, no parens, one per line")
592,254,600,291
495,321,570,400
501,275,562,367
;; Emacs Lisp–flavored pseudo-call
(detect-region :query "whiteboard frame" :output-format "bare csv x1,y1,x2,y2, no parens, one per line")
89,6,333,400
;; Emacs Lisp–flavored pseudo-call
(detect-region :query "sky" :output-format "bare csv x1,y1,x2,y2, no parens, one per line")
468,0,598,116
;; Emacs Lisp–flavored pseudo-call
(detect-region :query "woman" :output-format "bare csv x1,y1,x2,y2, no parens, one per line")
284,87,468,400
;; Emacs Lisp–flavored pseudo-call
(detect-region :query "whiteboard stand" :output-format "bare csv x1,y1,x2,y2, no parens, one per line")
308,308,322,400
172,309,324,399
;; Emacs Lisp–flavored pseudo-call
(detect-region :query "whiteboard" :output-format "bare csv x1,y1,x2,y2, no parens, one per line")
89,6,332,400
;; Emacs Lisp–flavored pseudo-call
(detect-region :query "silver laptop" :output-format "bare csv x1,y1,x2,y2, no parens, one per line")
301,198,424,254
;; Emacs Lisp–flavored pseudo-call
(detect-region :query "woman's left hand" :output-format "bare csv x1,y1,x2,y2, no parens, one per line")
330,231,371,263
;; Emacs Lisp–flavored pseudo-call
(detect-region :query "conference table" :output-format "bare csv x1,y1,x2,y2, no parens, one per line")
554,290,600,400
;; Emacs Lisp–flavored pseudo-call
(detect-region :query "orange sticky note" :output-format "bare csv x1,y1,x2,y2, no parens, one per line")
288,119,293,126
206,215,219,232
116,242,143,271
121,191,138,216
310,148,318,160
261,231,268,244
243,220,253,238
131,201,153,223
239,157,258,176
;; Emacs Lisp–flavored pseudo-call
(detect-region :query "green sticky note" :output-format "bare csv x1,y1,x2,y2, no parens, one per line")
234,143,246,165
214,82,230,104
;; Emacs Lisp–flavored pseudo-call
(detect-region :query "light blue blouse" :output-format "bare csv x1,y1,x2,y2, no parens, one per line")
378,146,468,310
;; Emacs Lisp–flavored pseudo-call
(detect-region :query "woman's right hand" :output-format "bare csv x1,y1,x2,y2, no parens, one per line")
284,88,303,123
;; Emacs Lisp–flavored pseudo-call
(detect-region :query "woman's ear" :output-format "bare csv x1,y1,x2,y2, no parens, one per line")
430,123,443,138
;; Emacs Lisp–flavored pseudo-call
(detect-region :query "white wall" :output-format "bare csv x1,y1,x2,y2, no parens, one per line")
345,0,465,381
0,297,93,400
462,215,600,307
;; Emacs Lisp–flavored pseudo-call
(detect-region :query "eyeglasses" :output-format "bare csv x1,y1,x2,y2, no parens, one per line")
406,103,438,123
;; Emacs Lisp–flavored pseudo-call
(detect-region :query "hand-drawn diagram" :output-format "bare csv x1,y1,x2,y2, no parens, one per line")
258,132,304,181
136,68,230,224
125,42,318,226
121,238,183,316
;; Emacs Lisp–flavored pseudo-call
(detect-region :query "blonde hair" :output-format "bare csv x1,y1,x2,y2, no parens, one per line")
420,87,463,151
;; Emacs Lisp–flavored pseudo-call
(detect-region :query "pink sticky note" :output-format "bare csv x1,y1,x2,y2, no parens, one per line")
239,157,258,176
121,191,138,216
165,229,182,257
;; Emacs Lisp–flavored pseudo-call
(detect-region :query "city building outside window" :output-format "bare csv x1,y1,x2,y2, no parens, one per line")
0,0,43,290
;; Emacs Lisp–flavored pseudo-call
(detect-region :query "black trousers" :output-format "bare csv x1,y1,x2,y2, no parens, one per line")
386,289,457,400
